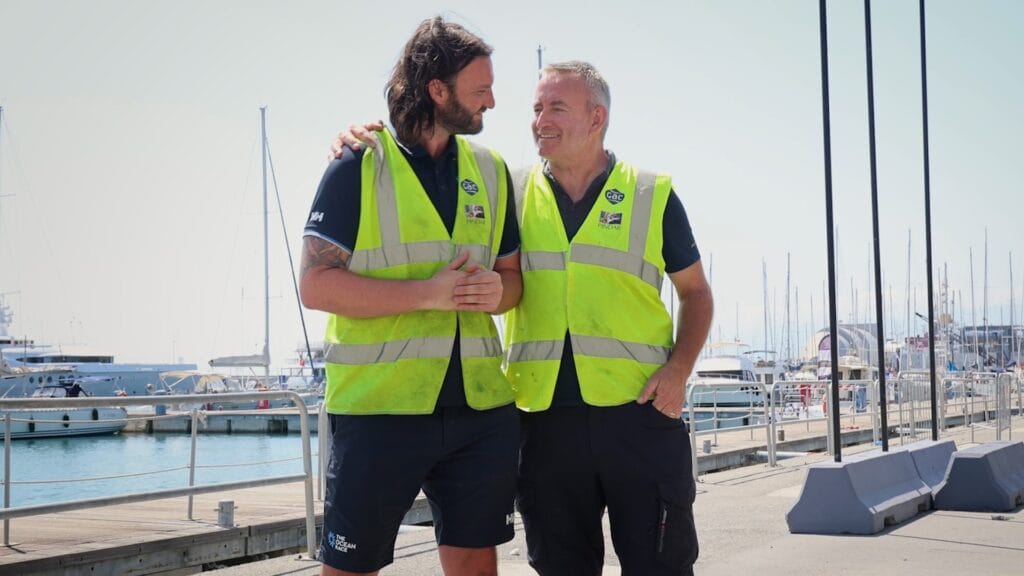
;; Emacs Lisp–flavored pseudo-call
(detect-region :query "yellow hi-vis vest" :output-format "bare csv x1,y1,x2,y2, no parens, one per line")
505,161,674,411
323,129,513,414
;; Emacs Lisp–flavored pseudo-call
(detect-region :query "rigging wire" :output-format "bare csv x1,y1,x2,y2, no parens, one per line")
264,142,316,383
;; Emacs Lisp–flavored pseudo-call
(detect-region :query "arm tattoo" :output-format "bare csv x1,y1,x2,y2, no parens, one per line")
301,237,350,277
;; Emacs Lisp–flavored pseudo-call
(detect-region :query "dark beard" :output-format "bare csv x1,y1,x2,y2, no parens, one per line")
436,97,483,135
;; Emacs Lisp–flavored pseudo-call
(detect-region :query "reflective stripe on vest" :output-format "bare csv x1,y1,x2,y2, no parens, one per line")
469,141,502,270
326,335,503,365
520,250,566,272
508,336,669,365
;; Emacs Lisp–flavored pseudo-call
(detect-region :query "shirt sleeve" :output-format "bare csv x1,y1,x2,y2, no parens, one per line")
497,161,521,258
303,146,365,253
663,188,701,273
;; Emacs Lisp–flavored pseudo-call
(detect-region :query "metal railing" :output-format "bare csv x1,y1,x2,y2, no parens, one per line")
686,380,777,480
0,391,316,558
684,372,1024,480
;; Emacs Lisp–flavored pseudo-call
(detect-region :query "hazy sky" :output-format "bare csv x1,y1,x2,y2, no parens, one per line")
1,0,1021,368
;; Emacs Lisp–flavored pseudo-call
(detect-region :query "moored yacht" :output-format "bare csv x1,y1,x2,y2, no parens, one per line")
688,343,767,407
0,300,196,397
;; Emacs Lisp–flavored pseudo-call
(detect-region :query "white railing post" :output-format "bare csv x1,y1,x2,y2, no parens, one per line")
764,382,776,468
970,373,977,443
870,379,879,445
686,387,698,482
318,403,328,502
187,408,198,520
712,390,719,446
4,414,11,545
824,382,833,456
748,395,754,441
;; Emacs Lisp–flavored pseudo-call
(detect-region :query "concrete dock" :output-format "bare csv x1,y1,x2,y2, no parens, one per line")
1,419,1020,575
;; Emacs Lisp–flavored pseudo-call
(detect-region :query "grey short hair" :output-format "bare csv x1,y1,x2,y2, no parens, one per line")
541,60,611,111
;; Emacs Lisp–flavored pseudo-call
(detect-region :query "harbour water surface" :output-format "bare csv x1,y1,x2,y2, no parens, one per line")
3,433,318,507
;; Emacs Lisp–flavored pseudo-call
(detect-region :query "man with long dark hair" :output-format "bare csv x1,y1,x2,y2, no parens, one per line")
300,17,521,576
334,59,713,576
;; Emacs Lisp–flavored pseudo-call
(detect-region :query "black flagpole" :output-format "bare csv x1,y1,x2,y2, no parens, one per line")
863,0,889,451
919,0,940,441
818,0,842,461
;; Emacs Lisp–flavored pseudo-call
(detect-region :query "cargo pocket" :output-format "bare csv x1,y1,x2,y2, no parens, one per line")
515,481,549,570
655,481,699,569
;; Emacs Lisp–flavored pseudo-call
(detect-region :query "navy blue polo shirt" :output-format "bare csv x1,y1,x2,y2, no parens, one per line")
545,153,701,407
304,135,520,408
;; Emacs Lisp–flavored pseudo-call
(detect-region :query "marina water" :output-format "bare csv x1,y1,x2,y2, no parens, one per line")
4,432,319,507
4,410,747,508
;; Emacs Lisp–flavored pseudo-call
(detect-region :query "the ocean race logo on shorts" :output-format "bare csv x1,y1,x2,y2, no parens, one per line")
599,211,622,227
605,189,625,205
461,179,480,195
327,531,358,553
465,204,486,221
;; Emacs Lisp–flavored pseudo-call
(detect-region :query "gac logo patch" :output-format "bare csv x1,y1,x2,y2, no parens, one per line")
604,189,625,204
465,204,486,220
599,211,622,226
461,179,480,195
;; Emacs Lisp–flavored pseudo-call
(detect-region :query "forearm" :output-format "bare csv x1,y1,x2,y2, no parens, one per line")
300,235,459,318
300,267,436,318
665,286,714,380
491,267,522,314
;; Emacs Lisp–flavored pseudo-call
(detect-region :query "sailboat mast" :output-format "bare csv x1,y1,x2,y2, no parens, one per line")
905,230,912,370
795,285,800,363
1010,252,1015,371
762,259,768,351
983,228,989,368
260,107,270,383
785,253,791,363
970,248,979,369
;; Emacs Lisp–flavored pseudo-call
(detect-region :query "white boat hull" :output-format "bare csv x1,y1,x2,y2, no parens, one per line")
689,387,766,407
0,407,128,439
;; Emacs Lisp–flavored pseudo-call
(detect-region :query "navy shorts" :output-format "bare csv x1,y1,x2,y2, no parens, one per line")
320,403,519,573
517,402,698,576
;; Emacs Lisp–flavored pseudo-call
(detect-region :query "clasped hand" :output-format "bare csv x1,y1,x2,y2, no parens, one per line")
428,251,502,313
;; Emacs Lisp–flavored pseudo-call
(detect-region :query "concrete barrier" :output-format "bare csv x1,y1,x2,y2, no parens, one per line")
933,441,1024,512
786,450,931,534
892,439,957,490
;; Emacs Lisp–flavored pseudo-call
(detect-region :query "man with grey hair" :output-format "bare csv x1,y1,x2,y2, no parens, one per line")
334,59,712,576
508,59,711,576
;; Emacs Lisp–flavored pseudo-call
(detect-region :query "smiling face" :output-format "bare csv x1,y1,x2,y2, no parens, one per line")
434,55,495,135
532,71,607,164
